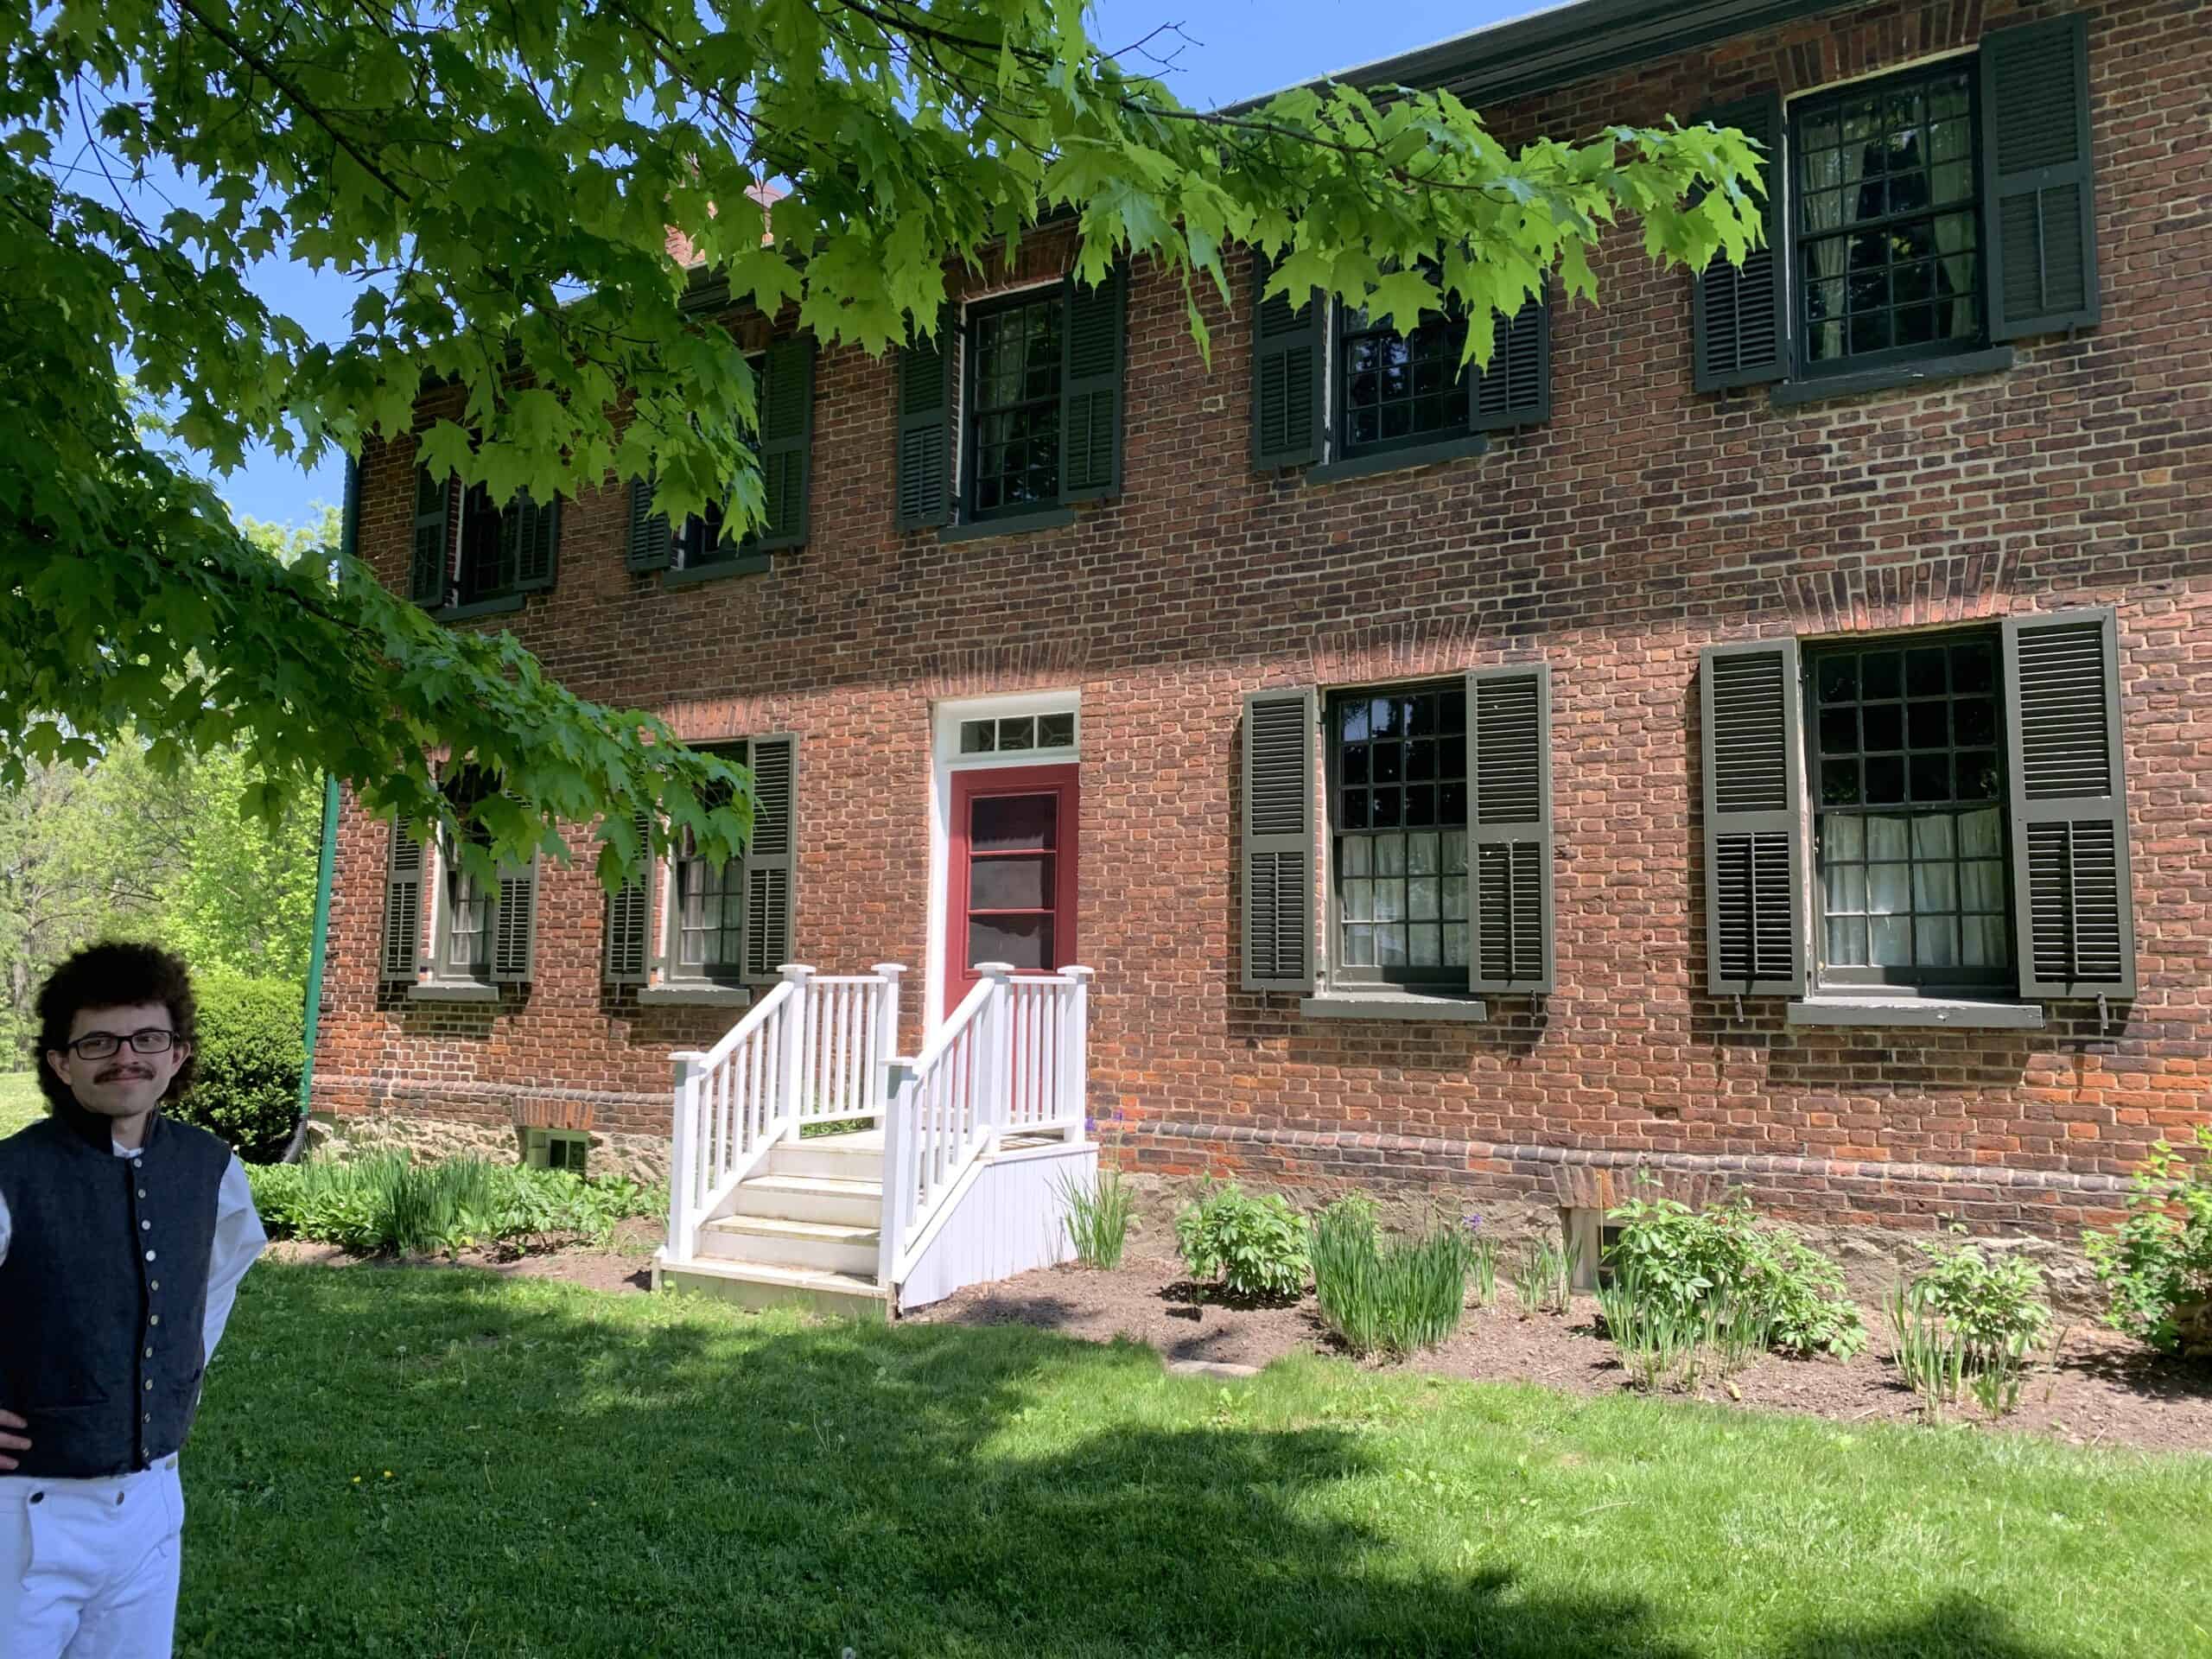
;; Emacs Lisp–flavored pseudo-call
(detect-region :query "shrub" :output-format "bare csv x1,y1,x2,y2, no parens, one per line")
1310,1198,1481,1358
1604,1189,1866,1359
2084,1125,2212,1360
248,1154,658,1255
1509,1236,1577,1316
173,970,303,1162
1173,1179,1307,1300
1057,1167,1136,1269
1885,1232,2055,1422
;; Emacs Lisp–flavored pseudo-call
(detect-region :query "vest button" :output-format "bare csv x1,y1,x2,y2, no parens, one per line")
28,1492,41,1504
144,1380,154,1391
144,1249,156,1262
141,1220,151,1231
144,1346,154,1359
149,1280,160,1291
137,1188,147,1198
149,1313,161,1325
143,1413,151,1424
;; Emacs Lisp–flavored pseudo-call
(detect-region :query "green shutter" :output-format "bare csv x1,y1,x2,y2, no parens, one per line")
895,315,952,530
604,810,652,985
410,466,452,607
759,335,815,550
1060,264,1126,502
1469,277,1552,429
741,734,797,985
626,475,672,571
1980,15,2100,339
2003,608,2134,998
491,854,539,984
1692,92,1789,391
1241,688,1316,993
381,819,425,983
1250,255,1323,471
1465,664,1554,995
1700,639,1807,995
510,489,559,593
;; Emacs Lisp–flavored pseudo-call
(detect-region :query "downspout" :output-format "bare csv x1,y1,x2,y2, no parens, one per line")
283,458,359,1163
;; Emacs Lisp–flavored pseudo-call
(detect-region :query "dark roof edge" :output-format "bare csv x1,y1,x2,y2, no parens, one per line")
1221,0,1834,115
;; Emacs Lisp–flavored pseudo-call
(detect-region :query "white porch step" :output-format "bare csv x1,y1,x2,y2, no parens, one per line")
700,1212,880,1276
732,1173,883,1229
653,1254,887,1321
763,1131,885,1180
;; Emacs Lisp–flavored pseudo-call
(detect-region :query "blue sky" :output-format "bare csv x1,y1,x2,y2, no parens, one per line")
205,0,1532,528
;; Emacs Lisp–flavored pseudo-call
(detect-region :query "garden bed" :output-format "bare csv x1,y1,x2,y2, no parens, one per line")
905,1235,2212,1454
263,1215,661,1294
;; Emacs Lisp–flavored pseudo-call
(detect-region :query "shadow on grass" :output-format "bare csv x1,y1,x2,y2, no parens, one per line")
178,1267,2101,1659
1777,1593,2083,1659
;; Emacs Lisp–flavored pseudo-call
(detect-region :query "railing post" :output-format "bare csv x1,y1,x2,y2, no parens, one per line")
1062,964,1093,1141
877,1057,916,1293
974,961,1014,1150
779,963,815,1141
668,1049,708,1266
871,963,905,1121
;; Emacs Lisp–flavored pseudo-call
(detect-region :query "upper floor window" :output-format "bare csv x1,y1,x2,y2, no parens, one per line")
964,291,1065,520
626,335,817,577
409,467,559,613
893,268,1127,533
1338,298,1471,458
1794,61,1985,373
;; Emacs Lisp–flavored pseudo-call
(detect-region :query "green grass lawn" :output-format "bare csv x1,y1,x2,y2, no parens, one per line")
175,1266,2208,1658
0,1069,41,1136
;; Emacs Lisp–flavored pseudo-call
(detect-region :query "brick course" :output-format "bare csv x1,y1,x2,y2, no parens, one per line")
316,0,2212,1240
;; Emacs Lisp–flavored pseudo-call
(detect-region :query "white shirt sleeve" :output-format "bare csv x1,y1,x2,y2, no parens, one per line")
201,1154,267,1367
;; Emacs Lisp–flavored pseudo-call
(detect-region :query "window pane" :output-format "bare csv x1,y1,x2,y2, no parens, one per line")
1862,652,1902,699
1343,837,1372,877
1866,754,1906,804
1441,830,1467,874
1862,703,1904,752
1821,759,1861,805
1374,835,1407,876
1341,746,1369,785
1371,791,1402,828
1909,701,1948,747
1373,743,1404,784
971,855,1052,910
1341,878,1373,920
1959,807,2001,858
1830,864,1866,912
1408,925,1442,967
1036,713,1076,749
1961,860,2006,912
998,715,1036,751
1444,924,1469,967
970,794,1056,851
1376,926,1408,966
1408,876,1440,920
1914,863,1956,912
1827,918,1869,965
1867,815,1910,861
959,720,995,754
1916,917,1959,968
1343,925,1375,966
1964,915,2009,967
1405,785,1436,827
1340,791,1370,830
1442,874,1467,919
1868,862,1909,915
1826,814,1864,861
1374,881,1407,923
1817,656,1858,702
969,914,1052,970
1952,641,1995,693
1407,833,1439,874
1956,752,1999,801
1911,814,1954,859
1871,917,1911,965
1819,707,1858,752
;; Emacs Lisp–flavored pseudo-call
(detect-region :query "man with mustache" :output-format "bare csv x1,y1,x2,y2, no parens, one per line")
0,943,266,1658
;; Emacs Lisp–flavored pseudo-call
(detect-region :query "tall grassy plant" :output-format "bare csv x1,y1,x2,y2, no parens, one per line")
1057,1168,1136,1270
1310,1198,1480,1359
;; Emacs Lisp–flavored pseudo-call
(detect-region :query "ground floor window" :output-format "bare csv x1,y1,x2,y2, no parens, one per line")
1326,683,1471,986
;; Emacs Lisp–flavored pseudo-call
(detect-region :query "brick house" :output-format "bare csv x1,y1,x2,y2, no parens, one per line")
314,0,2212,1286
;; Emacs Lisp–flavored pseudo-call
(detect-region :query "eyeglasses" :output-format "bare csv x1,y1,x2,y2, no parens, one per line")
66,1028,178,1060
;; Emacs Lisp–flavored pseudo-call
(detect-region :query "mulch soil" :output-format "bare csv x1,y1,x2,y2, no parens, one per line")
267,1225,2212,1454
902,1236,2212,1456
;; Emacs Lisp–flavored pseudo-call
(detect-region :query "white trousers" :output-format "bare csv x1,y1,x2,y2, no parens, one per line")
0,1459,183,1659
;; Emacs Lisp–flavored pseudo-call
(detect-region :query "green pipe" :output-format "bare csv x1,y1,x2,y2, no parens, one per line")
296,770,340,1126
289,457,359,1152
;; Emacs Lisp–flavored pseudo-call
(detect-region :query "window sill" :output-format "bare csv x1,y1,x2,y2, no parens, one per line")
1300,988,1490,1023
662,553,772,588
408,982,503,1003
1769,347,2016,409
1306,433,1492,486
433,594,529,622
635,983,753,1007
938,508,1078,545
1786,995,2045,1031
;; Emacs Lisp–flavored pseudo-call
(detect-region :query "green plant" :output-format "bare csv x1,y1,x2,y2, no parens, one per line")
1510,1236,1577,1317
248,1154,658,1255
1906,1230,2054,1355
1309,1198,1480,1359
1885,1281,1971,1423
1604,1188,1866,1360
1173,1179,1308,1300
1596,1271,1700,1390
1058,1168,1136,1270
171,970,304,1163
2084,1125,2212,1360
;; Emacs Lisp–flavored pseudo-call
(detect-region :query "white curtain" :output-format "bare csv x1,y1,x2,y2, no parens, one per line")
1802,131,1869,360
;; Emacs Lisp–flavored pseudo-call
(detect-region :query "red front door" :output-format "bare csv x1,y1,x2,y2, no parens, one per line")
946,764,1079,1007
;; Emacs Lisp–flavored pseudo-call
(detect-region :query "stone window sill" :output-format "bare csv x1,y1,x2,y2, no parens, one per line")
1300,989,1490,1023
938,507,1078,544
433,593,530,622
1786,995,2045,1031
663,553,772,588
635,983,753,1008
1306,432,1491,486
409,982,503,1003
1769,347,2016,409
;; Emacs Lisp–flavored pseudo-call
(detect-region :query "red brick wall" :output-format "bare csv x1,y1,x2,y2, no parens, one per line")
317,0,2212,1236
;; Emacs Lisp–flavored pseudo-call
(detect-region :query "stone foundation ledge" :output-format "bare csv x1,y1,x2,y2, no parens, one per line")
303,1109,671,1189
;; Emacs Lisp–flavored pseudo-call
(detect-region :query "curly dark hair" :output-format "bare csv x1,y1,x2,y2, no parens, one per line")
35,941,200,1112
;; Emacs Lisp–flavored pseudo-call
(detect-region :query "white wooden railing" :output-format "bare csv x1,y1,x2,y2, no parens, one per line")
879,963,1091,1286
666,963,902,1266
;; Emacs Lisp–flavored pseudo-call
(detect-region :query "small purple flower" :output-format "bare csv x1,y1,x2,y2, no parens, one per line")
1463,1212,1484,1230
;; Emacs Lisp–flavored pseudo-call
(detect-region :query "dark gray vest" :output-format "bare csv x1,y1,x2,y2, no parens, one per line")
0,1104,230,1478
